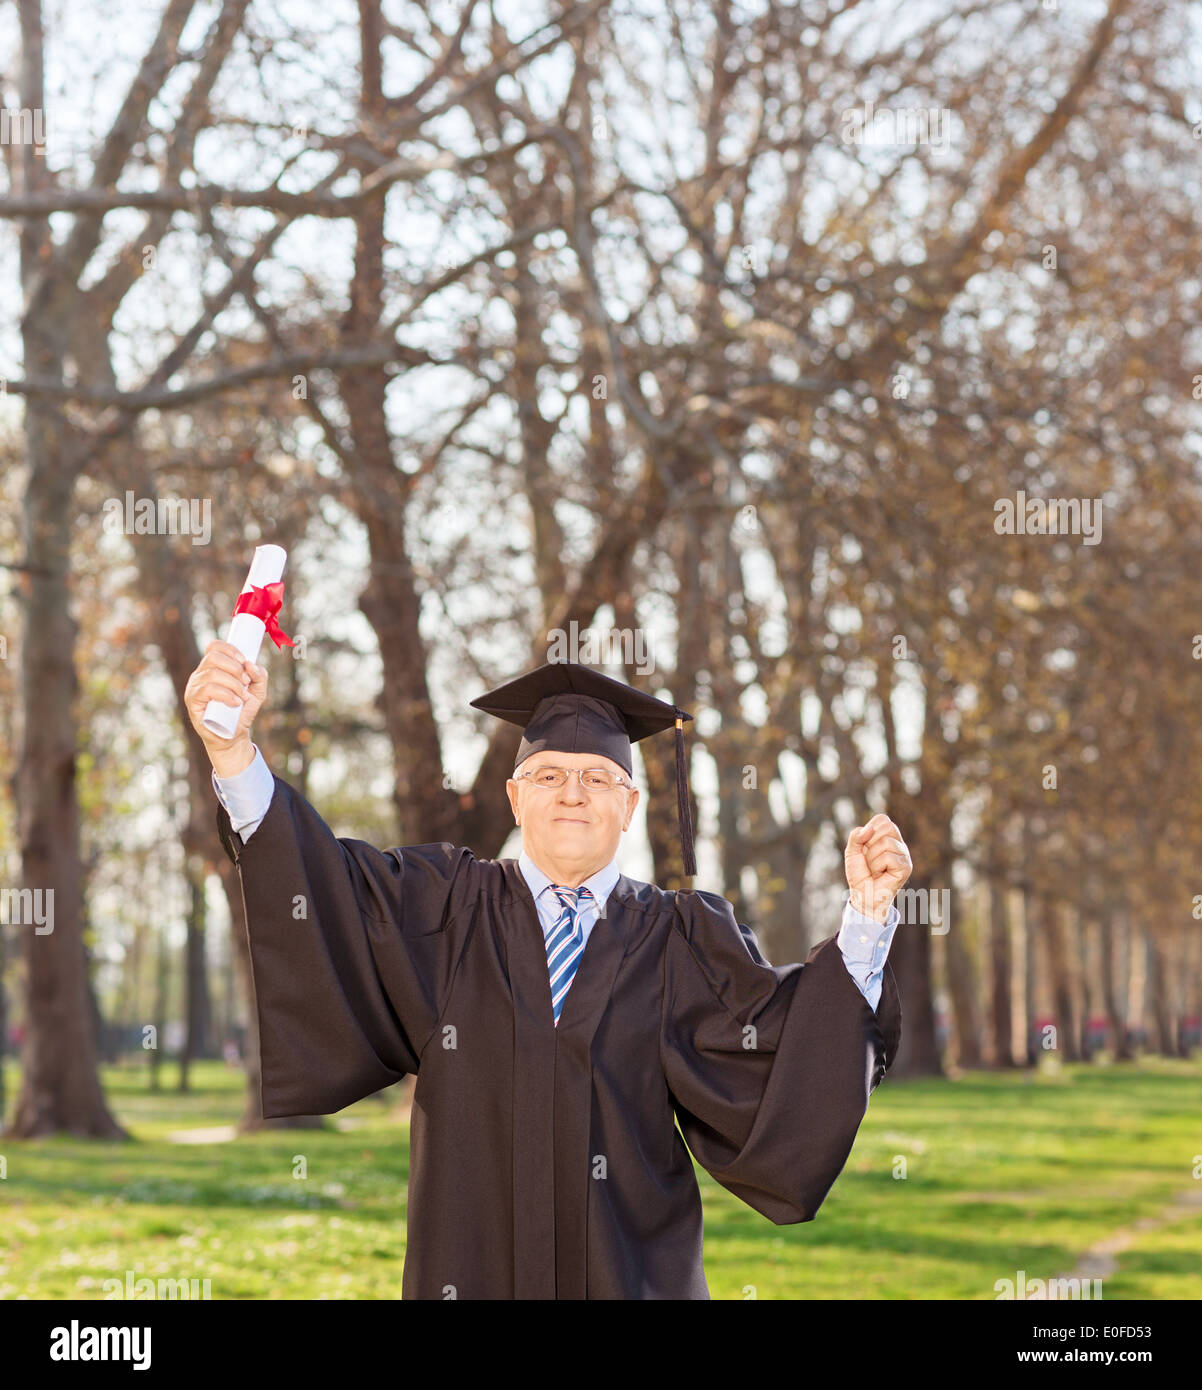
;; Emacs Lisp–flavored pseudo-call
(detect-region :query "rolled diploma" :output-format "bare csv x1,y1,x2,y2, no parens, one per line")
201,544,288,739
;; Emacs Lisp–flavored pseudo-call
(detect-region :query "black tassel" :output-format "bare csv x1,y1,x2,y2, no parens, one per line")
674,714,697,878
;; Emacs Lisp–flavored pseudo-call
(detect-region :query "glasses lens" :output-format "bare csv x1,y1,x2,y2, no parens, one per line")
524,768,625,790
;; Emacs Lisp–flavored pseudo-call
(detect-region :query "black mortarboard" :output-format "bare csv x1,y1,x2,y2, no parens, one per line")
470,662,696,876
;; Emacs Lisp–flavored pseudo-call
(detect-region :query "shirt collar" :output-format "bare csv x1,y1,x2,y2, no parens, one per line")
518,848,619,910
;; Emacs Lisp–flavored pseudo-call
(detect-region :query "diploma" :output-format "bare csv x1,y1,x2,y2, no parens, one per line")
202,544,294,740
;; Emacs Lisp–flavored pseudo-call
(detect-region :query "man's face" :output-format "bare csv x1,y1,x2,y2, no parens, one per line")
506,750,639,882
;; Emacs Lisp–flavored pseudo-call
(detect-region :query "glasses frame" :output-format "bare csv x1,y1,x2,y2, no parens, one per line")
512,765,635,793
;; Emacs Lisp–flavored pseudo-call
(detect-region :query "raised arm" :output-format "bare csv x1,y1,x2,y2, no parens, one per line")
184,641,473,1117
661,890,901,1226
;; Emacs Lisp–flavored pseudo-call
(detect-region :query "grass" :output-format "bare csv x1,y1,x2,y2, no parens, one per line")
1,1056,1199,1299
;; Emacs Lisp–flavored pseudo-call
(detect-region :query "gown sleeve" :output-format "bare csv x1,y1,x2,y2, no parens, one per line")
215,773,476,1119
660,888,901,1225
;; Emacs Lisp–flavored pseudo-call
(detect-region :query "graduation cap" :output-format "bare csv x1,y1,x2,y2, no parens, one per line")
470,662,696,876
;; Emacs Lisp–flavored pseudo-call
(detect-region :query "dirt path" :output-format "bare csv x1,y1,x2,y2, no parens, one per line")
1025,1186,1202,1297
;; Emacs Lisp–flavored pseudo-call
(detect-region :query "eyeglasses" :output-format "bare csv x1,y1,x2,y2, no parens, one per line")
513,766,634,792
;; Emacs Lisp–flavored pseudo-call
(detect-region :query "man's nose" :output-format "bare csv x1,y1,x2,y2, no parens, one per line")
556,774,588,803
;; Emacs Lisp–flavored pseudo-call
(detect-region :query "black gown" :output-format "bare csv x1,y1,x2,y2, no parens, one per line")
216,774,902,1300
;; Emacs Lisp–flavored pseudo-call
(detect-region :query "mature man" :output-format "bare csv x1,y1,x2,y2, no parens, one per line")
185,642,909,1299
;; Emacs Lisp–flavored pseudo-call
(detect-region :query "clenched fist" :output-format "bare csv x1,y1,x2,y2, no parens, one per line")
184,640,269,776
844,814,912,924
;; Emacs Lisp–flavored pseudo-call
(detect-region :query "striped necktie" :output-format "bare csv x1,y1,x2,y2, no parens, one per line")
545,885,593,1025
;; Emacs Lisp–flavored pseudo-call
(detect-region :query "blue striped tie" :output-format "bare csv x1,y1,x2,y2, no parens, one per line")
545,885,592,1025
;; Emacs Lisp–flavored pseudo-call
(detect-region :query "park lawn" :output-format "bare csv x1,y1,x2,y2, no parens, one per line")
1,1057,1199,1300
702,1057,1202,1300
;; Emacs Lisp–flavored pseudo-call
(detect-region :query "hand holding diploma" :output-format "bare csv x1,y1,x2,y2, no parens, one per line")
185,641,268,774
185,544,291,776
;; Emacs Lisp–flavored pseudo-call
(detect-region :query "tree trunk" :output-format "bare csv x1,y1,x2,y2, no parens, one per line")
888,872,943,1077
1045,899,1080,1062
343,0,458,850
9,0,125,1140
1100,905,1133,1060
1145,931,1176,1057
1077,899,1104,1061
1125,917,1148,1055
1180,924,1200,1058
1023,886,1042,1065
0,922,8,1129
944,885,982,1067
988,875,1015,1066
149,880,168,1093
179,852,212,1090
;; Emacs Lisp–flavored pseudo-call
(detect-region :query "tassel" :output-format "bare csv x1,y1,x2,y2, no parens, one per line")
674,714,697,878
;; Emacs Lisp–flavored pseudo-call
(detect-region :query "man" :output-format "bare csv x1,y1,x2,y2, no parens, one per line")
185,643,910,1299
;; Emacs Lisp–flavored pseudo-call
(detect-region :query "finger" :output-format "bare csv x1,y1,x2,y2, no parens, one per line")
868,835,907,858
864,835,907,867
869,859,910,885
199,672,250,704
865,839,909,865
203,648,252,681
207,692,245,712
861,817,900,845
204,640,251,671
208,639,249,661
203,689,246,714
865,845,910,873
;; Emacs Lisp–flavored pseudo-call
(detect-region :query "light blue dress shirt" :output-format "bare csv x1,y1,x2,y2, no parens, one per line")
516,848,617,950
212,744,899,1010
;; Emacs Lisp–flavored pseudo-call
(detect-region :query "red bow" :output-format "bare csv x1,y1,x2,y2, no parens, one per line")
233,580,295,649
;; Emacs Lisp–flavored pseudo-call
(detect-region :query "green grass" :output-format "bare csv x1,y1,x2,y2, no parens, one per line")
703,1057,1202,1299
1,1057,1199,1299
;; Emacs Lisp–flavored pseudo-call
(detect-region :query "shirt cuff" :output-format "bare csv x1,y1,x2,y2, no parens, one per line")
837,897,900,966
211,743,275,834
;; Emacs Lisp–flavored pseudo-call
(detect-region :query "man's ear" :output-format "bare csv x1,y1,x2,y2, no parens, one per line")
506,778,521,824
622,786,639,830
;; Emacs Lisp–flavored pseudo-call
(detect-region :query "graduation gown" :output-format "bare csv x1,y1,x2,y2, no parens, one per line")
216,774,901,1300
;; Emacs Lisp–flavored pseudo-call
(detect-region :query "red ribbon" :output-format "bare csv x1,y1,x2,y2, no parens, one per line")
233,580,295,649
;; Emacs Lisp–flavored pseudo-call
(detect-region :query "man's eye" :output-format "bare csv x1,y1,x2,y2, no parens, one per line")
535,772,559,784
583,774,609,789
